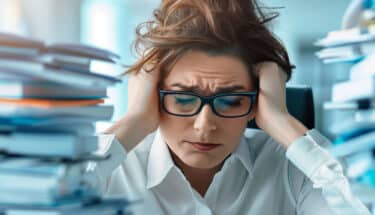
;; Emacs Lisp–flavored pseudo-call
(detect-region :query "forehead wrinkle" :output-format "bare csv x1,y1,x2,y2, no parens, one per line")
163,51,253,93
183,63,243,80
184,67,247,82
170,77,247,95
166,69,251,92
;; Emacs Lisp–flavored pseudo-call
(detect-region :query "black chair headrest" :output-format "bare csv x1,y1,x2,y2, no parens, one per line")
247,86,315,129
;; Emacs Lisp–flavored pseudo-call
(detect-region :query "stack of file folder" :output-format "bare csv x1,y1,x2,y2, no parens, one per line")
316,13,375,209
315,0,375,64
315,26,375,64
0,33,130,214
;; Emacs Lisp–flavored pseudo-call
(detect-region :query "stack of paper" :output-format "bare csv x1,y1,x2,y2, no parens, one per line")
0,158,97,205
0,33,130,214
316,4,375,63
315,6,375,207
0,198,131,215
326,112,375,205
329,125,375,190
315,25,375,64
0,32,121,136
0,32,121,95
315,24,375,103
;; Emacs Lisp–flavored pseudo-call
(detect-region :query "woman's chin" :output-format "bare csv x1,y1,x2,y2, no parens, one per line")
181,156,224,170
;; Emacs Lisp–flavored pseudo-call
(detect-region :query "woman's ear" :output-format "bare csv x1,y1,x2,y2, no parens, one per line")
247,104,257,122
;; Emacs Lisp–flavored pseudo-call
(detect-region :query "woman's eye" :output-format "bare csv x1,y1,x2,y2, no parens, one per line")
174,96,197,105
217,97,243,107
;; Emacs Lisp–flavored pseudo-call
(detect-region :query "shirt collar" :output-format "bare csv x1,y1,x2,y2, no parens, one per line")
230,134,253,174
146,129,255,189
146,129,175,189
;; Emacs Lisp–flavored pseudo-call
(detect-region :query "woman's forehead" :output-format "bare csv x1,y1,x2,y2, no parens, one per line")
162,51,253,90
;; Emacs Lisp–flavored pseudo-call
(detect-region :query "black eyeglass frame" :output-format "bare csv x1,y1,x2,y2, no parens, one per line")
159,90,257,118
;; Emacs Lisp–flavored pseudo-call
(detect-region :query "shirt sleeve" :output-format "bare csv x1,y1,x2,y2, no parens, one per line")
286,129,371,215
87,134,127,194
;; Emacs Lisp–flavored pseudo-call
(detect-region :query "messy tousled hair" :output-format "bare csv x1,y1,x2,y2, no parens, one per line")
125,0,294,81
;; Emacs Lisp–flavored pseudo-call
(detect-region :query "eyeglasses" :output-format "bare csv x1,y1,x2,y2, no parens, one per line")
159,90,257,118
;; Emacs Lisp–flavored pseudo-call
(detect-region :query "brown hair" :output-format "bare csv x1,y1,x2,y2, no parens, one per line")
125,0,294,81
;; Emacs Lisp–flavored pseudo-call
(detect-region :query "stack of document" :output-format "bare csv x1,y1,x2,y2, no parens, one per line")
315,15,375,206
315,25,375,64
315,24,375,103
316,4,375,64
328,121,375,205
0,158,97,205
330,53,375,103
0,33,130,214
0,32,122,135
0,197,131,215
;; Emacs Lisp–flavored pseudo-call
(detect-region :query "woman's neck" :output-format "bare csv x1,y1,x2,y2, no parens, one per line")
171,152,223,197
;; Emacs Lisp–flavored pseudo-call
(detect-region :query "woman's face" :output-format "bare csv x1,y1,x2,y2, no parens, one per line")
159,50,256,169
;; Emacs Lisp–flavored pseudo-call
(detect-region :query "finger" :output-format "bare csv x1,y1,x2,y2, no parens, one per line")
257,63,287,87
277,66,288,83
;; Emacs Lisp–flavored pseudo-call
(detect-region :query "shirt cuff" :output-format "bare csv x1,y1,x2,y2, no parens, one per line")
286,129,333,178
96,134,127,178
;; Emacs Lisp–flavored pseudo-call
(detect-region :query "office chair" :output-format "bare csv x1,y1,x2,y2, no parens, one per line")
247,86,315,129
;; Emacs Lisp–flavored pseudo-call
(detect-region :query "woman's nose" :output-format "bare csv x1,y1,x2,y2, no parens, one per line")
193,104,217,132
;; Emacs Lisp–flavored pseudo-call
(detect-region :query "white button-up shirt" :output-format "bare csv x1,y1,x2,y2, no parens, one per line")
92,129,370,215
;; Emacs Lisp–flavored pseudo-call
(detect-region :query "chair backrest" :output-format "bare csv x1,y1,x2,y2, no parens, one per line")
247,86,315,129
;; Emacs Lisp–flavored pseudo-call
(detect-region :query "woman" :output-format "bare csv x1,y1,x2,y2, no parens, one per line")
95,0,370,214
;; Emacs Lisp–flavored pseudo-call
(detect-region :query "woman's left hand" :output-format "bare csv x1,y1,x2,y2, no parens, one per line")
254,62,308,148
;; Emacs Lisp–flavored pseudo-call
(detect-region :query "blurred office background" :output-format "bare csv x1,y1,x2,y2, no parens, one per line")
0,0,353,138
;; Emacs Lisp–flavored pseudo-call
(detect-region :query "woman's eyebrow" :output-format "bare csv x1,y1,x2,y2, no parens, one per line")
215,85,246,93
169,83,198,91
169,83,246,93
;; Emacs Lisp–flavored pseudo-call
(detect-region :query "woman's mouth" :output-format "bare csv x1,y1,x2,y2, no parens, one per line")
185,141,221,151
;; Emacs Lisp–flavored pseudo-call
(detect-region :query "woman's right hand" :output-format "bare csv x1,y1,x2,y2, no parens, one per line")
106,66,161,152
126,66,161,134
